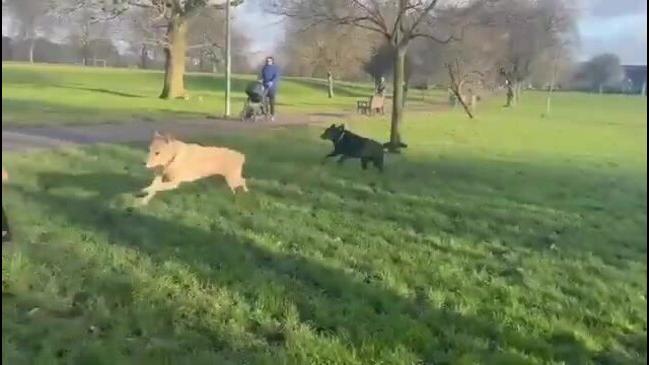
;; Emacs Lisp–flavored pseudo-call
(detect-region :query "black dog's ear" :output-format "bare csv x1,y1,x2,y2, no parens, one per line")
338,123,345,129
329,123,335,128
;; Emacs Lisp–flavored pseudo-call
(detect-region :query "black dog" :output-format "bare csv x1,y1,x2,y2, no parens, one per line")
2,207,10,244
320,124,407,171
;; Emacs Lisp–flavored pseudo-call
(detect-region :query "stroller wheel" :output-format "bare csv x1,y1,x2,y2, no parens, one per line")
241,107,255,122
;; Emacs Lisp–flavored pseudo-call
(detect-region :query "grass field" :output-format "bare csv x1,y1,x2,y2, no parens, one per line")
2,63,442,126
2,64,648,364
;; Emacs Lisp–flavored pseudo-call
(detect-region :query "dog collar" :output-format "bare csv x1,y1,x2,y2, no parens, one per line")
335,131,345,143
163,150,178,170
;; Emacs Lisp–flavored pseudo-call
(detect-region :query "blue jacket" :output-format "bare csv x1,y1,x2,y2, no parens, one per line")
261,64,280,91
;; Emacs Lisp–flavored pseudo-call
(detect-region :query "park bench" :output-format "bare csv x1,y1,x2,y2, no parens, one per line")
356,94,385,116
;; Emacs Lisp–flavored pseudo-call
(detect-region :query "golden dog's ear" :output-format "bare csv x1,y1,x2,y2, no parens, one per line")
153,130,163,140
163,133,175,142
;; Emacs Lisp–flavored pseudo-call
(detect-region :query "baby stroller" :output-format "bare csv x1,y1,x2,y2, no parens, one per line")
241,81,270,122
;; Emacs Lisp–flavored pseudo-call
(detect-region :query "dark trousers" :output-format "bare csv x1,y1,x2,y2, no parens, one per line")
2,206,10,242
266,88,276,116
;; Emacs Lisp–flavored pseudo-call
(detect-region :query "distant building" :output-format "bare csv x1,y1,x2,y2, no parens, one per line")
621,65,647,95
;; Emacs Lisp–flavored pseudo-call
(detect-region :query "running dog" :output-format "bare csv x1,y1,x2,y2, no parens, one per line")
137,132,248,205
320,124,407,172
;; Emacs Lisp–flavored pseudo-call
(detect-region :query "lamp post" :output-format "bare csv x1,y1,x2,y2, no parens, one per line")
224,0,231,117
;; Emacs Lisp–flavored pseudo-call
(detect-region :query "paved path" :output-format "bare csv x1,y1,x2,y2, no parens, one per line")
2,113,341,153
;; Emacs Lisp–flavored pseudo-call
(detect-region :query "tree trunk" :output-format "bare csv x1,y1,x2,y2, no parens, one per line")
545,87,553,116
140,44,148,69
446,65,474,119
388,46,407,152
449,89,457,108
514,82,521,105
81,40,90,66
642,81,647,96
28,39,35,64
402,83,409,108
199,54,206,72
598,84,603,94
160,18,188,99
545,62,557,116
505,81,514,107
327,72,334,98
452,89,474,119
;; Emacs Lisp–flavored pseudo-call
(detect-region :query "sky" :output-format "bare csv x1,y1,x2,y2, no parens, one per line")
233,0,286,61
234,0,648,65
578,0,647,64
3,0,646,65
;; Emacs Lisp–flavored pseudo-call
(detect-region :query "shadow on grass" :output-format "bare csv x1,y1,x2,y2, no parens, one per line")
285,78,372,98
55,85,145,98
12,182,592,365
6,132,645,363
308,112,349,119
37,172,142,198
1,98,217,126
185,73,252,94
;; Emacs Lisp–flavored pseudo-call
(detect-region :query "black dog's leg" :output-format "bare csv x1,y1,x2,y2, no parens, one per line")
373,155,384,172
321,151,339,164
361,158,369,170
2,206,10,243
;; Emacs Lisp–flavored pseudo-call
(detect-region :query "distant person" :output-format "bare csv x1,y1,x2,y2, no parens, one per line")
376,76,386,96
260,56,280,121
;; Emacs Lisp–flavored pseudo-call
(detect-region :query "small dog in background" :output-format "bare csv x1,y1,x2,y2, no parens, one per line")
137,131,248,205
320,124,407,172
2,167,11,243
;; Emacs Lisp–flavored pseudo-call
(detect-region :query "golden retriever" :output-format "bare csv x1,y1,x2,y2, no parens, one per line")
137,132,248,205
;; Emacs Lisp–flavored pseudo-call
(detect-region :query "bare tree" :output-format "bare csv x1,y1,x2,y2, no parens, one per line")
363,42,416,107
4,0,52,63
489,0,538,107
443,30,500,118
364,43,395,91
491,0,576,108
269,0,485,152
75,0,244,99
531,0,577,116
187,9,226,73
281,20,375,83
63,6,112,66
122,8,166,70
578,53,625,94
446,59,482,118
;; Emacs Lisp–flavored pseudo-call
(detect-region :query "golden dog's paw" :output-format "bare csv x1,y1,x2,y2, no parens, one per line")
134,190,148,198
110,193,143,210
135,197,151,207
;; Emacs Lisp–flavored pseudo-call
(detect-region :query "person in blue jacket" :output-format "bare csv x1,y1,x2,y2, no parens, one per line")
260,56,280,121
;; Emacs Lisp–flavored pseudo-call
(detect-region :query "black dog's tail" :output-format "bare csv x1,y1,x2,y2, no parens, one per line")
382,141,408,150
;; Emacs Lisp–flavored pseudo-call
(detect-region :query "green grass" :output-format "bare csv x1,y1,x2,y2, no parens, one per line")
2,67,647,363
1,63,441,126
